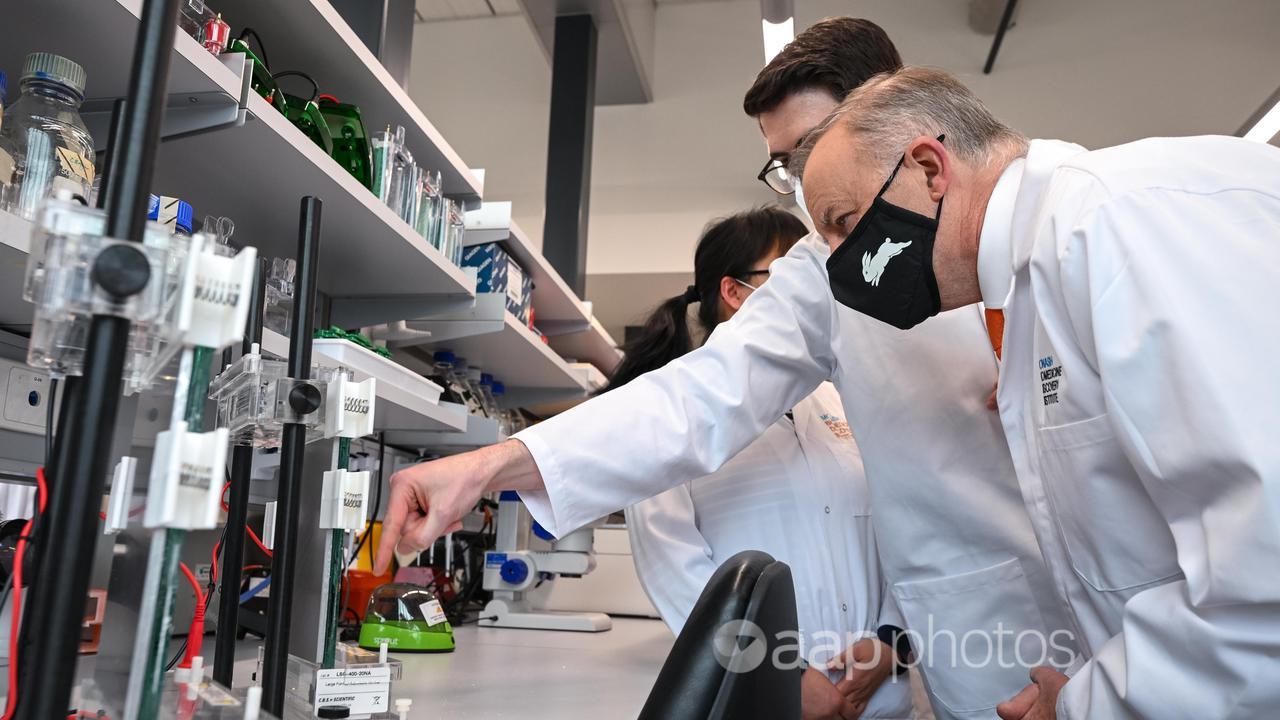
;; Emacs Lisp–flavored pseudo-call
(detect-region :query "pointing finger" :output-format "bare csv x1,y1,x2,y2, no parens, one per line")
373,480,414,574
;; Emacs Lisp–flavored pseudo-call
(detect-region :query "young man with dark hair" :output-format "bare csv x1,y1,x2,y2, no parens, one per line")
375,19,1075,720
745,17,903,193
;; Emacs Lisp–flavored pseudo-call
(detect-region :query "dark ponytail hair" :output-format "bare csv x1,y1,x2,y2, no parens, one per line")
602,206,808,392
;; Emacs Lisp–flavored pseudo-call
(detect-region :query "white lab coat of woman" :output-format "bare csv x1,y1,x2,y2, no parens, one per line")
626,382,915,719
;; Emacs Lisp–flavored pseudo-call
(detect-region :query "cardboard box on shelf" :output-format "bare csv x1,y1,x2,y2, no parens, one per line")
462,242,534,326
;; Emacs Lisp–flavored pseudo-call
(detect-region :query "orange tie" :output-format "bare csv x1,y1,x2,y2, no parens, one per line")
985,308,1005,359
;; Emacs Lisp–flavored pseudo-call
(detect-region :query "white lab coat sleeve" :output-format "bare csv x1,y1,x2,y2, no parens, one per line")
516,238,839,536
1051,184,1280,719
623,487,719,637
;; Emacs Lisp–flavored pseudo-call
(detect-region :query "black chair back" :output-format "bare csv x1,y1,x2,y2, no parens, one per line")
638,551,801,720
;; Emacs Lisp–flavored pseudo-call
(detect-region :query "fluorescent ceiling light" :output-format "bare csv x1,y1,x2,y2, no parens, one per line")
762,17,794,64
1242,98,1280,143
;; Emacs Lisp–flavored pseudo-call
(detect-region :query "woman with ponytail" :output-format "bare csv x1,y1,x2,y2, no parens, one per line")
616,208,915,720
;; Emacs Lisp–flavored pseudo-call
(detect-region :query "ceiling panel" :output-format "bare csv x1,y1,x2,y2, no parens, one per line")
416,0,523,22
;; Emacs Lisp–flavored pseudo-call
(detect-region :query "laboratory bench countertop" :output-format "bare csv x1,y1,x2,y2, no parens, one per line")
387,618,674,718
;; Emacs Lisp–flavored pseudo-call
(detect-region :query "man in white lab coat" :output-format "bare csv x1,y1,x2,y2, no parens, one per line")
791,65,1280,719
376,20,1079,720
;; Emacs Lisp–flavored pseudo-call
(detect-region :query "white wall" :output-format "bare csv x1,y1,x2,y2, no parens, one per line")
410,0,1280,331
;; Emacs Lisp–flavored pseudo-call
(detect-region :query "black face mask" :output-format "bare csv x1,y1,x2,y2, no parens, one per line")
825,138,944,330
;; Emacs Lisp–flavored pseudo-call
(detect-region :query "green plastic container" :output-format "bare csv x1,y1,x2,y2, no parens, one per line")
357,582,455,653
319,96,373,189
282,93,334,155
225,39,286,114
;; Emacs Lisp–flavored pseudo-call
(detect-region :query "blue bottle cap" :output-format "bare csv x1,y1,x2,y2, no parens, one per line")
0,72,8,106
491,381,505,395
432,350,456,364
175,200,194,235
147,194,161,220
480,373,494,386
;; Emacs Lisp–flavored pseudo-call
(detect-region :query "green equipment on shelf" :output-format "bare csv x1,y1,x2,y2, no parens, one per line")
319,95,374,189
357,583,455,653
314,326,391,358
281,92,334,154
225,37,286,114
274,71,333,155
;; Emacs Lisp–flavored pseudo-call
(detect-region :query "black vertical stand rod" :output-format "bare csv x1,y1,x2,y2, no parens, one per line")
16,0,182,717
262,197,323,714
212,257,268,687
96,99,129,211
983,0,1019,74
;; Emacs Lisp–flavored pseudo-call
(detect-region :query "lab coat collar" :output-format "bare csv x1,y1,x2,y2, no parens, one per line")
976,140,1090,309
977,158,1026,309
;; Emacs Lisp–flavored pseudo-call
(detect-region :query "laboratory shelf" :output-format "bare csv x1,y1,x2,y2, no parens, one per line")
261,329,468,433
382,414,506,451
0,0,244,117
152,89,476,300
211,0,483,202
2,0,478,304
464,203,622,374
417,313,589,408
549,316,622,376
388,299,590,408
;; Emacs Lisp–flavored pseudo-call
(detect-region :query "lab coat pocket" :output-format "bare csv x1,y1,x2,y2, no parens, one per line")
892,558,1046,716
1036,413,1181,593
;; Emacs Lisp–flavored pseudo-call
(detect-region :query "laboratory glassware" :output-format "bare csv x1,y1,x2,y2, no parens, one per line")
0,52,95,220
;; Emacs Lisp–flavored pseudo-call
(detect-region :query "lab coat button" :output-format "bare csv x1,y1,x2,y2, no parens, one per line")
841,603,848,612
824,506,831,514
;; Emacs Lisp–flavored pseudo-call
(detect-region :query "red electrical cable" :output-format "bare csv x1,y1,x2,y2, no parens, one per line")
177,562,206,670
4,469,49,720
220,480,273,557
246,526,273,558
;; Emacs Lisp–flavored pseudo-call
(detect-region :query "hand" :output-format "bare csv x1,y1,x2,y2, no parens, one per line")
801,667,860,720
996,666,1069,720
828,637,896,716
373,440,543,574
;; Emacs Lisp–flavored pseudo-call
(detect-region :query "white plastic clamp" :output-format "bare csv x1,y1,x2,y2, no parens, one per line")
144,422,229,530
319,469,371,531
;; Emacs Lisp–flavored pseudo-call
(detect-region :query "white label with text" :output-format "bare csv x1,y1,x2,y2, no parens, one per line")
420,599,447,627
313,666,391,716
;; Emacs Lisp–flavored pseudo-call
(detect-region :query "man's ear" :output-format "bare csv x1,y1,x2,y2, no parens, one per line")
720,275,746,312
905,135,950,202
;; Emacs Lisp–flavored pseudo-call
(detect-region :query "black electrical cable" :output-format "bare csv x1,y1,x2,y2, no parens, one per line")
43,381,57,467
270,71,319,103
237,27,270,70
163,637,189,672
366,433,385,569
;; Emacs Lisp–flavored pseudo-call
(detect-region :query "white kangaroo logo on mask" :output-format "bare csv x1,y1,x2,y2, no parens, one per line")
862,238,912,286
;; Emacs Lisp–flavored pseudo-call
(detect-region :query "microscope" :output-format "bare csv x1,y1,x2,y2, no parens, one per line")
480,491,611,632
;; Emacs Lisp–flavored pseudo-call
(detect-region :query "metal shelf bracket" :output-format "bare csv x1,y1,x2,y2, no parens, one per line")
83,56,253,151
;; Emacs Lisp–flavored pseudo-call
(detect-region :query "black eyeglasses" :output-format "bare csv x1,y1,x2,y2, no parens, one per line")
756,157,796,195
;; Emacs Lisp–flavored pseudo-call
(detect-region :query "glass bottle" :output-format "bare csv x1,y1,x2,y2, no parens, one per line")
478,373,500,419
465,365,488,417
0,53,95,220
428,351,469,406
491,382,513,436
450,356,483,416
